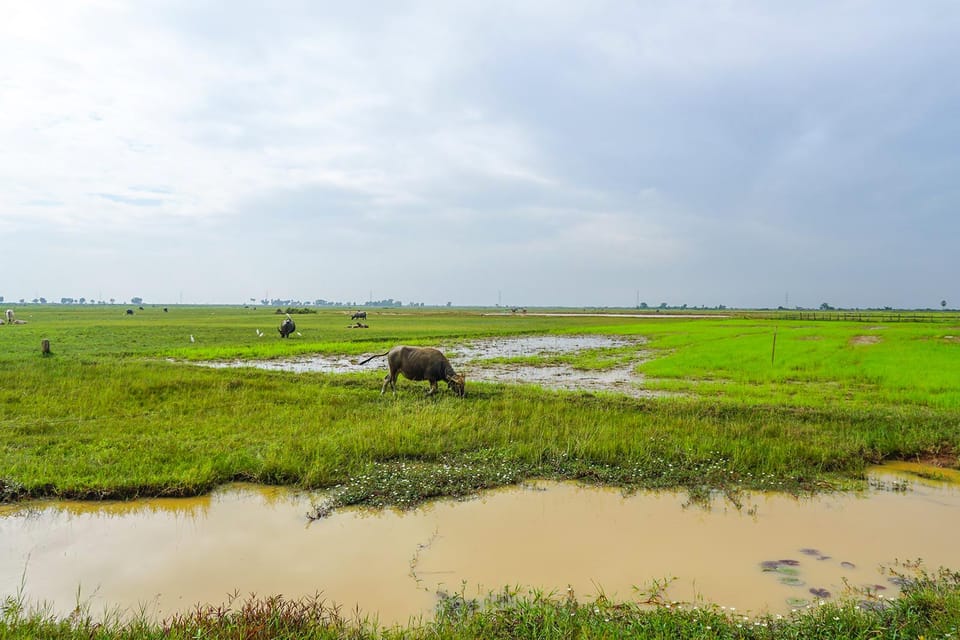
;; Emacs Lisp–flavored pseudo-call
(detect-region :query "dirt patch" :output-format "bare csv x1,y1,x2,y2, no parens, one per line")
849,335,882,346
943,335,960,344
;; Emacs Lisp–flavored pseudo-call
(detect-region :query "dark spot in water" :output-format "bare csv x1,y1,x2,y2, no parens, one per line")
888,576,913,588
809,588,831,598
817,555,831,561
840,561,856,569
799,548,820,556
858,600,888,612
776,566,800,576
760,560,781,571
870,584,887,591
779,559,800,566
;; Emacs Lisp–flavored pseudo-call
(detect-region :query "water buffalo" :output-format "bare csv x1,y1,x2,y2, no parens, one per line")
358,346,465,397
278,314,296,338
351,311,367,320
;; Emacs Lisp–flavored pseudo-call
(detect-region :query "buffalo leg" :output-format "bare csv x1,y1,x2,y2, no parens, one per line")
381,373,397,394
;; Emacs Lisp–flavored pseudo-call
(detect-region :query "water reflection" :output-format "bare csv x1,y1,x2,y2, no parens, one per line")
1,466,958,625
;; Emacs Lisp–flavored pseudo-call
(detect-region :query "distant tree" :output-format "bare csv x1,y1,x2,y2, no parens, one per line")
942,300,948,310
446,301,452,307
0,296,3,303
820,302,834,310
659,302,668,309
639,302,648,309
79,297,86,304
110,298,116,304
130,297,143,305
39,297,47,304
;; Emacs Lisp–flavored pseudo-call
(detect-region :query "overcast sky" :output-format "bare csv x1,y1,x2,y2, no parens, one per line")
2,2,957,308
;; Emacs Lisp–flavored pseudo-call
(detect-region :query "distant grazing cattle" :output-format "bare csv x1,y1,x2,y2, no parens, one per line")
5,309,14,324
357,346,465,397
278,314,296,338
163,307,168,312
126,309,134,315
351,311,367,320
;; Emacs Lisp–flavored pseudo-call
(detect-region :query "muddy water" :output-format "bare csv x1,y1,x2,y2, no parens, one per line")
201,334,661,397
2,464,959,625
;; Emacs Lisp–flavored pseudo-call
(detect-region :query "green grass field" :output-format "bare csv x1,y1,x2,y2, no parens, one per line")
3,304,960,638
1,304,958,505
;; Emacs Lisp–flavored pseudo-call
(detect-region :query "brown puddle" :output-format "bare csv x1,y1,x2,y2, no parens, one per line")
2,465,959,625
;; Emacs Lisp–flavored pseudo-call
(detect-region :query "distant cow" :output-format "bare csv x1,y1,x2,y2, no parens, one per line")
126,309,134,315
357,345,465,397
5,309,14,324
351,311,367,320
278,314,296,338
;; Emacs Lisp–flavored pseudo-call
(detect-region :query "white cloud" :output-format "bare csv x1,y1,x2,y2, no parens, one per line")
1,1,957,306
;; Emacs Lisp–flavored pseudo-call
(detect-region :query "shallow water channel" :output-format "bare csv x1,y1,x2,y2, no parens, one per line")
2,463,959,625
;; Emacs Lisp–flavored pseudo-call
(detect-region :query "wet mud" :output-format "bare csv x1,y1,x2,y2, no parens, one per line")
2,465,959,625
202,335,661,397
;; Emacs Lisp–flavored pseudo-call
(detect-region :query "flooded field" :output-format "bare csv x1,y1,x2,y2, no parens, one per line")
201,334,660,397
2,463,958,625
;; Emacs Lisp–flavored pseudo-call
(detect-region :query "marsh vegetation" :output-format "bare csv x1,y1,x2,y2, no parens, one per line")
2,304,959,637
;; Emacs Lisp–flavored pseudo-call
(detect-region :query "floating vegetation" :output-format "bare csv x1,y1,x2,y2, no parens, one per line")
840,561,856,570
760,560,782,572
786,596,811,607
799,548,821,556
868,477,910,493
779,559,800,566
776,566,800,577
809,587,832,598
779,576,805,587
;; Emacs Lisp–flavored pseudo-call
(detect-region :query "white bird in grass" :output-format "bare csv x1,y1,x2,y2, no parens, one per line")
256,329,264,337
296,331,302,336
189,334,195,343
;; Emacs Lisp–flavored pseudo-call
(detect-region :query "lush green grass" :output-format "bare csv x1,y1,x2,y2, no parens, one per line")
3,566,959,639
610,317,960,410
1,305,959,506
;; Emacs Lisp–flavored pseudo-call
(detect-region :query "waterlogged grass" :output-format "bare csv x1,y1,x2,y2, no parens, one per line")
2,306,960,637
3,566,959,638
1,305,958,506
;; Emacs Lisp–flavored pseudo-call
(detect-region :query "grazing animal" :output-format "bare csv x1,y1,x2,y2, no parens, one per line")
278,314,296,338
125,309,134,315
5,309,14,324
351,310,367,320
357,346,465,397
